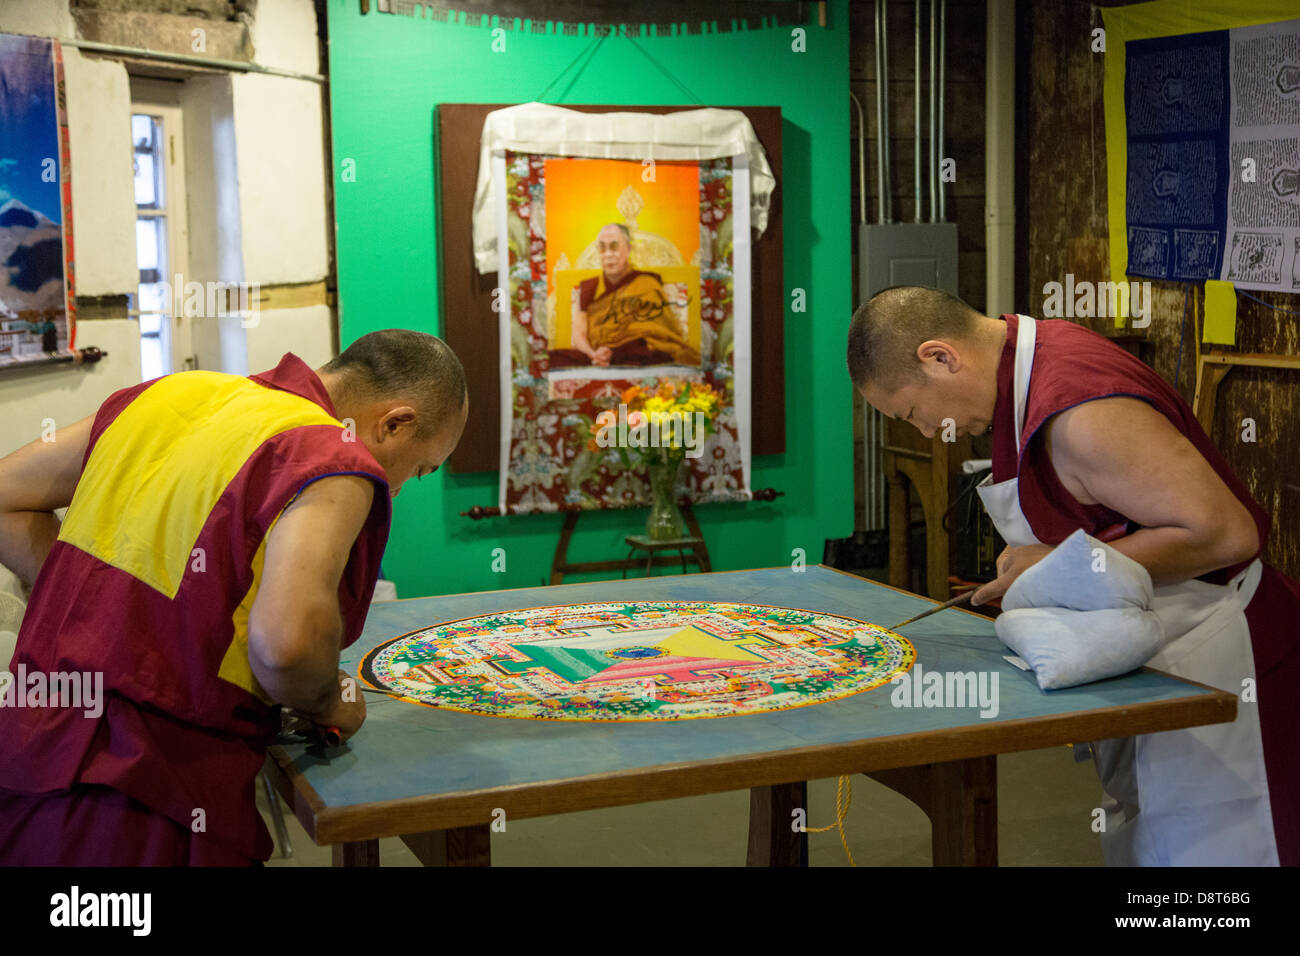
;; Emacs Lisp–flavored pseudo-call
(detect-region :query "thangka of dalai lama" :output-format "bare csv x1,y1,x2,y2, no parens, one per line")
548,223,701,369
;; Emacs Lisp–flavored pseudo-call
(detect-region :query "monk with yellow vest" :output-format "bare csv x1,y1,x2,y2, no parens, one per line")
0,330,467,865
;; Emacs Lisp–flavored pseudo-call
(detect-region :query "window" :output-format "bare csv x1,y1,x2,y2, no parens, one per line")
130,78,190,380
132,112,169,379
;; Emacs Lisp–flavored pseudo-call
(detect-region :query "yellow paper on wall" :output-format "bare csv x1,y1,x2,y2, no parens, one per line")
1202,280,1238,345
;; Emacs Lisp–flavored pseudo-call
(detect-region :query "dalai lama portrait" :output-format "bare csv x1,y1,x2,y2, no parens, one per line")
548,223,701,370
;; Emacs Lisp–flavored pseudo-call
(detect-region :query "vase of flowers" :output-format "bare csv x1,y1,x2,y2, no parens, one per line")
644,450,688,540
590,380,723,541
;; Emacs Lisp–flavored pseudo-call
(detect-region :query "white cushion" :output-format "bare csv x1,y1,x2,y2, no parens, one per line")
995,530,1163,690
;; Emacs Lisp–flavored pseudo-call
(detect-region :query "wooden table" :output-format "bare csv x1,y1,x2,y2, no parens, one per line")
265,566,1235,866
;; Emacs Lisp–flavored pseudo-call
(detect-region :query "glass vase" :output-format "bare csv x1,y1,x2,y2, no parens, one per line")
645,454,687,541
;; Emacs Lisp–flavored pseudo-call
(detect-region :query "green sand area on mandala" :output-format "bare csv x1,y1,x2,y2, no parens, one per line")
359,601,915,722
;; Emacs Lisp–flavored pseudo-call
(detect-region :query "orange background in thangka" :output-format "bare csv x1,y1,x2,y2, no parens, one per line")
542,157,702,296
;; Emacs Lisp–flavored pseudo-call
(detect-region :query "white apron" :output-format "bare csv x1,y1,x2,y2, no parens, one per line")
975,315,1278,866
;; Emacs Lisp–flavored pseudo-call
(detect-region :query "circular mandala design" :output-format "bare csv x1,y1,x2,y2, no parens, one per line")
359,601,915,722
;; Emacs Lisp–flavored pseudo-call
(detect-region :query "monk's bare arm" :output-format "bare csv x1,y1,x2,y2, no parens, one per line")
248,474,375,716
1045,397,1259,585
0,415,93,588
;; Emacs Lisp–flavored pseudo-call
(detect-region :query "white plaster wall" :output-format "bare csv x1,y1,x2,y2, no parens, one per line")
232,71,329,286
0,0,75,38
244,304,333,373
62,48,138,296
0,321,142,458
248,0,321,75
181,74,250,374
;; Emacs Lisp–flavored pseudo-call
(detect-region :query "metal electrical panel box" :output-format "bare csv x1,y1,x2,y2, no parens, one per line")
856,221,960,535
858,222,960,299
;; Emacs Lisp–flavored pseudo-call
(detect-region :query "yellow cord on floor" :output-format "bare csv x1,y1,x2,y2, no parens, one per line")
803,775,855,866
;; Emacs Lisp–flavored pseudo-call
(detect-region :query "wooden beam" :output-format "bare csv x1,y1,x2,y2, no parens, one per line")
1201,351,1300,370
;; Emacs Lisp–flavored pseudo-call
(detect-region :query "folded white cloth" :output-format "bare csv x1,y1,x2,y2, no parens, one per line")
0,629,17,672
471,102,777,273
996,529,1163,689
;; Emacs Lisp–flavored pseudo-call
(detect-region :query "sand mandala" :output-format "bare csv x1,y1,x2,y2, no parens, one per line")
359,601,915,722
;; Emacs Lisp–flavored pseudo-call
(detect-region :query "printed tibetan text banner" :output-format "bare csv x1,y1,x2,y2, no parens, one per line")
496,152,752,513
1107,14,1300,291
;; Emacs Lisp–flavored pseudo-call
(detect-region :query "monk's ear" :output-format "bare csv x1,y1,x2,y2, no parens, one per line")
917,339,961,372
378,405,418,440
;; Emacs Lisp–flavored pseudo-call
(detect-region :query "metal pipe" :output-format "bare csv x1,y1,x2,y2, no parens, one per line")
59,38,327,84
913,0,922,223
879,0,893,222
849,92,867,224
938,0,947,221
874,1,886,224
986,0,1016,315
928,0,937,223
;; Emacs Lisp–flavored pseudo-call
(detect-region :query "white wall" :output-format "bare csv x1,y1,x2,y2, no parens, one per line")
0,0,74,38
0,0,335,459
62,49,137,295
232,0,331,372
0,320,142,444
232,73,328,286
246,304,333,372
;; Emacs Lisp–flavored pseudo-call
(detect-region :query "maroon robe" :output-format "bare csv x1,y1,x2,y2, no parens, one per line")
0,354,391,865
991,314,1300,865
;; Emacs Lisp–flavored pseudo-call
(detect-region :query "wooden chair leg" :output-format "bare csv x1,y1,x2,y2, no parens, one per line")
888,472,909,590
549,511,579,586
683,505,713,572
1193,362,1231,434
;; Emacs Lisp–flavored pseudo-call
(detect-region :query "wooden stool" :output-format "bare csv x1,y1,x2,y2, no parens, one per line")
622,534,711,578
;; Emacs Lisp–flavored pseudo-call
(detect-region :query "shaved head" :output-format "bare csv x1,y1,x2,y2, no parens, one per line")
847,286,984,391
321,329,466,438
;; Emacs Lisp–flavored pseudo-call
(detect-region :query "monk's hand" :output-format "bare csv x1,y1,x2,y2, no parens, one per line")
969,544,1053,606
308,669,367,742
592,346,612,366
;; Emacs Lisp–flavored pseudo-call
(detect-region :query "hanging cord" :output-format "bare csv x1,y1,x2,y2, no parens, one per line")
1237,288,1300,318
534,30,608,102
624,34,703,104
803,775,856,866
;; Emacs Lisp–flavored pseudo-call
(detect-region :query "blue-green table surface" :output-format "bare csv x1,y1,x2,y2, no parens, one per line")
272,566,1216,816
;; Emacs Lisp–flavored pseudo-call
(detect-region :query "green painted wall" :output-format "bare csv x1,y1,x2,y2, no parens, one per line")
326,1,852,597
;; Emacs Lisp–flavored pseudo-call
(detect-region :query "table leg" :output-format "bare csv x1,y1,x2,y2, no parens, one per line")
331,839,380,867
746,781,809,866
622,547,635,579
679,549,689,574
645,551,655,578
400,826,492,867
866,755,997,866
